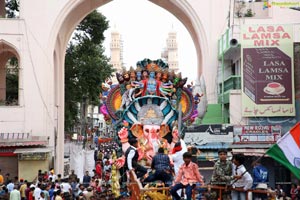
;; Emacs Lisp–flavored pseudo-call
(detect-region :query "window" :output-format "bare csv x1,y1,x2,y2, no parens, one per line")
5,58,19,105
231,59,241,75
0,41,19,106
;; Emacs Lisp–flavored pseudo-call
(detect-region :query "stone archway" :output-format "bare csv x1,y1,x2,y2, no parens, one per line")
50,0,208,173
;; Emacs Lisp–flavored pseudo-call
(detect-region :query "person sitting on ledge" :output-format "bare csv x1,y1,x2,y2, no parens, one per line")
170,152,204,200
143,147,172,187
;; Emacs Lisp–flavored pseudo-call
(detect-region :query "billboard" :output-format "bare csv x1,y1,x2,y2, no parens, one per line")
241,25,295,116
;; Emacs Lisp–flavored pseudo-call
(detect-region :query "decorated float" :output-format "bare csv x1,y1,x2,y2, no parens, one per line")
100,58,207,199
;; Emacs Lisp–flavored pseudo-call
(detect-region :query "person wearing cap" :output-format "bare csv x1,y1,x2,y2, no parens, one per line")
124,138,147,180
170,152,204,200
210,148,232,200
48,169,56,182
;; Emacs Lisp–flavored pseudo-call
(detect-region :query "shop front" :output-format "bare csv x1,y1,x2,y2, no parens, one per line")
0,133,50,181
14,148,52,182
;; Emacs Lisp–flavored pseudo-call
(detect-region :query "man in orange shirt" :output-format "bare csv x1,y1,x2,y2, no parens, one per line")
170,152,204,200
0,169,3,185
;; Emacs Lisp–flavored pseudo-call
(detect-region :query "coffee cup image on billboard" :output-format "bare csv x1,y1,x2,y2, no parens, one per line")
263,82,285,95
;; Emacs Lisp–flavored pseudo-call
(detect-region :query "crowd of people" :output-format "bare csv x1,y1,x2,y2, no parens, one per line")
0,141,129,200
1,139,300,200
0,167,127,200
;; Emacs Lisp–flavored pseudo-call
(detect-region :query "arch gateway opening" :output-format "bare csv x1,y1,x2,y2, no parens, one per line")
51,0,207,174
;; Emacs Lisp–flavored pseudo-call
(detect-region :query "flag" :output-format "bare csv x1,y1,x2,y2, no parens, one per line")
266,122,300,179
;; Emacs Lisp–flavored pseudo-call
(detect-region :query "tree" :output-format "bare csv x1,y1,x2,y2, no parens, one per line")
5,0,19,18
65,10,114,132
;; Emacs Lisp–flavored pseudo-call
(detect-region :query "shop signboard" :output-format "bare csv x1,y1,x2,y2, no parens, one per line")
241,24,295,116
185,124,233,145
18,152,48,160
233,125,281,144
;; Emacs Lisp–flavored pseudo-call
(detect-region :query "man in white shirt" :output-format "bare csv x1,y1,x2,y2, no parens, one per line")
9,185,20,200
231,153,253,200
33,183,42,200
124,138,147,180
60,180,72,194
6,180,14,192
170,141,187,197
170,141,187,175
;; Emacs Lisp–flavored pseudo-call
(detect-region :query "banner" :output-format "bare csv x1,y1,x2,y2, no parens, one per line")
266,122,300,179
241,25,295,116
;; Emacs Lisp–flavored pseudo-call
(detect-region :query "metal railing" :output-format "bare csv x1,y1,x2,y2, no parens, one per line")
127,170,275,200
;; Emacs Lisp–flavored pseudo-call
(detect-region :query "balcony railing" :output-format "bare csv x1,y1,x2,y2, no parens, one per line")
219,75,241,94
218,75,241,104
224,75,241,92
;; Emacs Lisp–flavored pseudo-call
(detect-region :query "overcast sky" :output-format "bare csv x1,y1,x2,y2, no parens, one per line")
98,0,197,81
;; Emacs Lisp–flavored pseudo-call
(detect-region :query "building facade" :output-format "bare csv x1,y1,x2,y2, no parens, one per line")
186,1,300,190
109,29,123,83
161,30,179,73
